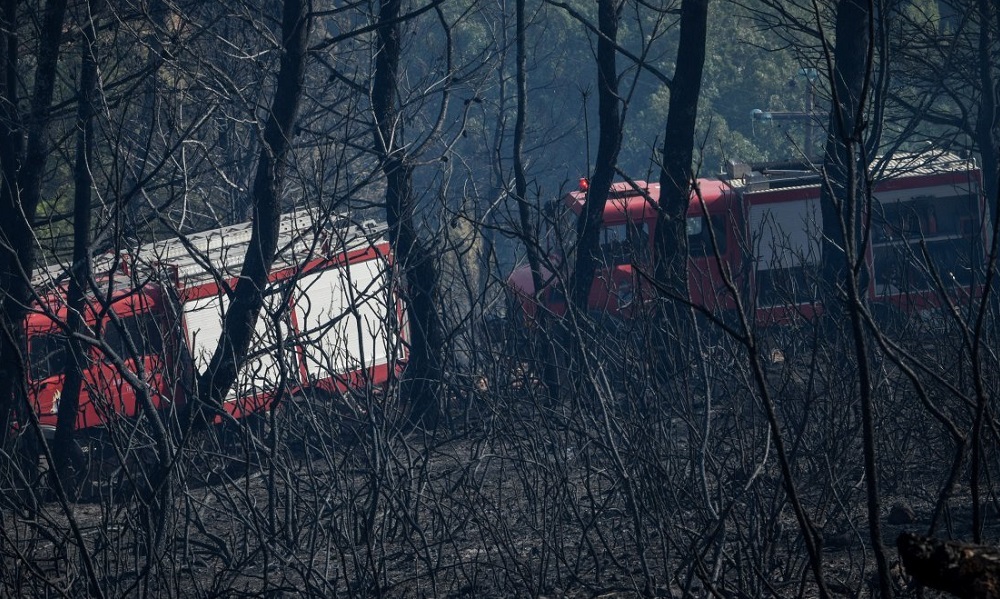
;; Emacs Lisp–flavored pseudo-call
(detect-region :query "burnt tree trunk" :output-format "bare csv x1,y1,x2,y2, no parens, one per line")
819,0,870,314
195,0,310,411
973,0,1000,546
513,0,543,310
53,0,103,497
569,0,622,312
652,0,707,326
0,0,24,451
976,0,999,209
0,0,68,491
819,2,894,597
512,0,561,402
371,0,445,428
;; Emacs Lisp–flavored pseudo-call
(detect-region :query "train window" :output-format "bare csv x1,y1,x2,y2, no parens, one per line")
872,192,980,294
104,313,163,359
600,222,650,266
28,333,67,380
689,215,728,257
874,194,975,242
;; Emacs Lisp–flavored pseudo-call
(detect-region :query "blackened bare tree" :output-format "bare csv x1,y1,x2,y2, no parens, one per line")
969,0,1000,547
651,0,708,341
53,0,103,496
816,1,894,596
513,0,544,311
371,0,446,428
569,0,623,312
0,0,68,484
888,0,1000,548
973,0,998,204
194,0,311,412
818,0,872,303
653,0,707,297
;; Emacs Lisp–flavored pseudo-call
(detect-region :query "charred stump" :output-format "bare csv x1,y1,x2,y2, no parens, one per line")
898,532,1000,598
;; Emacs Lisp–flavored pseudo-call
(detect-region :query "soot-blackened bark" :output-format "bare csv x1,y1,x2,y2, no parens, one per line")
512,0,560,401
819,0,870,308
372,0,446,428
975,0,999,209
570,0,621,312
53,0,103,494
0,0,68,475
818,3,894,597
513,0,543,303
195,0,310,411
652,0,707,300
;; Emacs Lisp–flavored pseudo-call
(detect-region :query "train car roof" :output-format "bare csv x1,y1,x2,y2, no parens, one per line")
562,178,736,222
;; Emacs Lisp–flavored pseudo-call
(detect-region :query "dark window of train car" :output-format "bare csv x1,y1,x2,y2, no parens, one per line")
28,333,67,380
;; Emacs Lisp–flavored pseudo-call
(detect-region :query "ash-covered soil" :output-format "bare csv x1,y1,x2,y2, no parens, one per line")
3,334,997,598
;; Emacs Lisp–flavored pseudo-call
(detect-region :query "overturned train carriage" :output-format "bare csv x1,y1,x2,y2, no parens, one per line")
25,211,405,436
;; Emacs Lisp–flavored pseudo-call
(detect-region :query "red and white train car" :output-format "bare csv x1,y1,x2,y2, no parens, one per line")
507,152,987,326
26,210,403,436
